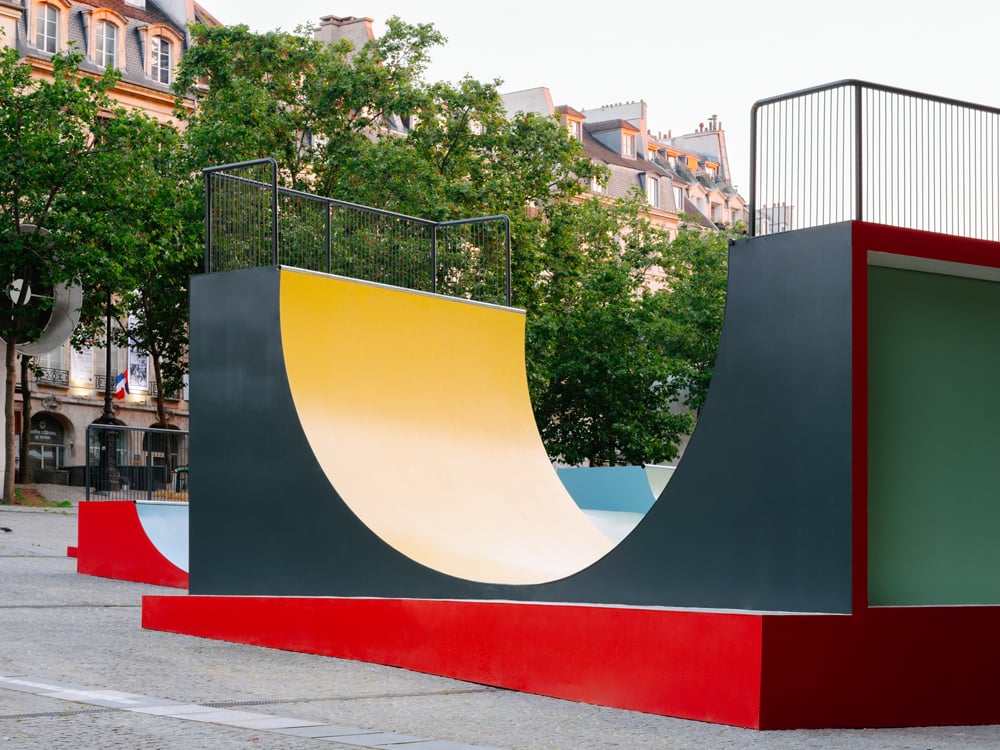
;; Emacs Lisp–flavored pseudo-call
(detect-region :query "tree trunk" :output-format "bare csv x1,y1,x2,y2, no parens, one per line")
3,337,17,503
17,354,32,484
150,352,172,481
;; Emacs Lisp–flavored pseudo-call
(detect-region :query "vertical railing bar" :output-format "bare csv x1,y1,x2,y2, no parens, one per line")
270,159,279,265
204,171,212,273
748,101,758,236
326,203,332,274
855,84,864,222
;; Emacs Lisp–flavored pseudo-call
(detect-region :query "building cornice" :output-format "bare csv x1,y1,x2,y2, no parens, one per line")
22,55,193,121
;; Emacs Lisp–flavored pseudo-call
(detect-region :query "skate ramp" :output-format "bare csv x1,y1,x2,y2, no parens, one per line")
189,223,855,614
280,272,614,585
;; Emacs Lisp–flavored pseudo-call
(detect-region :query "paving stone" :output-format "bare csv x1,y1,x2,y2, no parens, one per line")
3,491,1000,750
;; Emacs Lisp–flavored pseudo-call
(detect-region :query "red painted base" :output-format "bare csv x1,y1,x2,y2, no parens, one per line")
141,595,1000,729
77,501,188,589
66,546,77,558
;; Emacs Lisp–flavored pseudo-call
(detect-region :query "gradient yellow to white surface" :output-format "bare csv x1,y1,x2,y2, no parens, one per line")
280,269,615,584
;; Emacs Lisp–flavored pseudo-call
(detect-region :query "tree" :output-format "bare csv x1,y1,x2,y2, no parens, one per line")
526,196,696,466
653,222,732,413
173,19,726,467
70,115,201,429
0,47,125,502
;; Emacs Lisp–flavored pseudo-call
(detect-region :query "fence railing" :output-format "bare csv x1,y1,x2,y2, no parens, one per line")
749,79,1000,240
85,424,189,502
35,367,69,386
203,159,513,306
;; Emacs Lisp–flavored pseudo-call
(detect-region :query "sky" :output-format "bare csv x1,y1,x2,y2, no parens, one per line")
200,1,1000,195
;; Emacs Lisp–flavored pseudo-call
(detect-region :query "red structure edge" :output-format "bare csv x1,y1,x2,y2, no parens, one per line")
143,595,764,727
77,501,188,589
140,594,1000,729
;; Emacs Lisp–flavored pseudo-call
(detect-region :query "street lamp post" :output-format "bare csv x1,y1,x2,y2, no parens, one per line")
94,288,120,492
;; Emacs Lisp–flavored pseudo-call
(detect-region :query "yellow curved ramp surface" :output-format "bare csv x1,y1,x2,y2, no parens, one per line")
280,270,616,585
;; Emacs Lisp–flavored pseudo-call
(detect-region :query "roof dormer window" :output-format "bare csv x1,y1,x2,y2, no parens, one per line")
646,176,659,207
140,25,184,86
31,1,71,54
151,36,170,83
35,4,58,52
85,9,128,70
95,20,116,67
623,133,636,158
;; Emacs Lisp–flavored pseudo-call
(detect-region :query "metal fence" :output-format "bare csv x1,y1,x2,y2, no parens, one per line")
203,159,513,306
749,80,1000,240
85,424,189,502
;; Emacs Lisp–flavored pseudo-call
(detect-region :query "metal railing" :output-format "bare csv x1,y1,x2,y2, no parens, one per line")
749,80,1000,240
85,424,189,502
35,367,69,386
204,159,513,306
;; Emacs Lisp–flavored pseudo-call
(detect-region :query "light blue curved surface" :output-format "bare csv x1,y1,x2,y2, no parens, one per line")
135,501,189,572
558,466,661,513
581,510,645,544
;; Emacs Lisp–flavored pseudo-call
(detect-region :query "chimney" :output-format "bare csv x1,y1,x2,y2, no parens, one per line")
315,15,374,50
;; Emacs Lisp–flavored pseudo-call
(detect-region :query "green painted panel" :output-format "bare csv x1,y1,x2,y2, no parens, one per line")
868,265,1000,605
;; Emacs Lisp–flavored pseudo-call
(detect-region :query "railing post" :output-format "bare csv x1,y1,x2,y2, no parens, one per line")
146,433,153,503
204,170,212,273
748,103,758,237
504,217,512,307
270,159,279,265
325,206,331,274
430,224,437,296
854,83,864,222
85,427,90,501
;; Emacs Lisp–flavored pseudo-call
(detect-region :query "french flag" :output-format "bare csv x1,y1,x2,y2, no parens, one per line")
114,370,129,400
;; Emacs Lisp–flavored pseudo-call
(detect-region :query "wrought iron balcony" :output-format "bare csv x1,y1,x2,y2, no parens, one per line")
35,367,69,386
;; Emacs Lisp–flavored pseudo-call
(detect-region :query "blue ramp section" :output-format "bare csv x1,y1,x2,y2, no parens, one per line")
558,466,657,513
136,501,189,572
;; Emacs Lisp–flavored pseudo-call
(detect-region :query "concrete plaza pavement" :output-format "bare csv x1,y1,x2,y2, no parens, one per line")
2,491,999,749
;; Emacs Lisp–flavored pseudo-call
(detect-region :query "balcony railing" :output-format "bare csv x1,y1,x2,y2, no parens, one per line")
749,79,1000,240
203,159,513,306
23,373,185,403
35,367,69,386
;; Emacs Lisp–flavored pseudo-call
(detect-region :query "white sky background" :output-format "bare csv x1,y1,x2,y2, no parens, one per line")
201,0,1000,195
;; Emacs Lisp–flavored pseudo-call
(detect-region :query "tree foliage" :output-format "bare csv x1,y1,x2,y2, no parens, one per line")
0,47,129,501
651,222,731,413
173,20,732,467
70,115,202,427
526,197,714,466
2,18,734,498
175,21,600,295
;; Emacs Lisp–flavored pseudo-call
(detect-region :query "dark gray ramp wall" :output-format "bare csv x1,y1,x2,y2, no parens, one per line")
552,223,855,612
189,267,464,596
190,222,856,612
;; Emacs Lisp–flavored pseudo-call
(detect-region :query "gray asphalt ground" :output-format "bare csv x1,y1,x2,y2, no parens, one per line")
3,486,1000,749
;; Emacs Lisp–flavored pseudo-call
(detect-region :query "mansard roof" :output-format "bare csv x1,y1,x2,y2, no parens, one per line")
72,1,178,29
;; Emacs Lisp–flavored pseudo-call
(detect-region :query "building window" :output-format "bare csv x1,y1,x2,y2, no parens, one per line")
623,133,636,158
35,4,59,53
646,177,659,207
95,20,117,68
674,186,685,209
151,37,171,83
591,175,605,194
567,120,581,141
140,24,184,85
